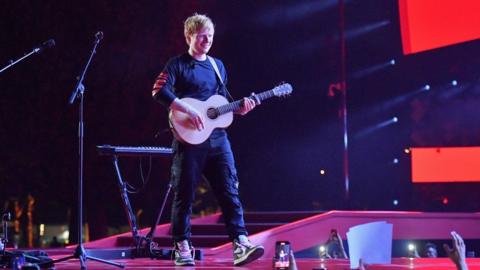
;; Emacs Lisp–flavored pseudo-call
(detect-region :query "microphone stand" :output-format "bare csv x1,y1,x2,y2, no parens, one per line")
0,40,58,269
54,32,124,270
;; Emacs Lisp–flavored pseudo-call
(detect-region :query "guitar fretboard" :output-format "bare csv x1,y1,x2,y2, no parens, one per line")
216,89,276,116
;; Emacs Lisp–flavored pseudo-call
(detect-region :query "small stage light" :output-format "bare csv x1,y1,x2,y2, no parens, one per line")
319,245,327,259
393,158,399,164
393,199,399,205
392,117,398,123
62,230,70,244
390,59,396,65
423,84,430,91
442,197,449,205
451,80,458,86
39,224,45,237
404,148,411,154
320,169,326,175
407,243,417,258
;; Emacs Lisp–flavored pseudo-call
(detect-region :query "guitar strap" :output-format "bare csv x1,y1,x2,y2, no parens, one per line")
207,56,223,84
207,56,234,101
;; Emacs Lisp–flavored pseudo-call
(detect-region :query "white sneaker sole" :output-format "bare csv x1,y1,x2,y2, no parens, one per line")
234,246,265,266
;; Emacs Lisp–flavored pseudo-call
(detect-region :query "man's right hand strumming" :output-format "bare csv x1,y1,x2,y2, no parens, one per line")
170,98,205,131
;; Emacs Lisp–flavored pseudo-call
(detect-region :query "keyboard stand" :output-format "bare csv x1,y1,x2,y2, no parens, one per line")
111,155,141,246
109,154,169,258
105,153,203,260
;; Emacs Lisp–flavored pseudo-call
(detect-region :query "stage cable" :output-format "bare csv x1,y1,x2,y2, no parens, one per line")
125,156,153,194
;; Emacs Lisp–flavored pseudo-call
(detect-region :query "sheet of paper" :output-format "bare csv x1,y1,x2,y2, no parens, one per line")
346,221,392,268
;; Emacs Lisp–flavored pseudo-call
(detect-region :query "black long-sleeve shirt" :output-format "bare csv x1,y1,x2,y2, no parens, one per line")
152,53,227,109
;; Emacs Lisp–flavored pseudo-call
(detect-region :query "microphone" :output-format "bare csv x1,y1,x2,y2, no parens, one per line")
35,39,55,53
95,31,104,41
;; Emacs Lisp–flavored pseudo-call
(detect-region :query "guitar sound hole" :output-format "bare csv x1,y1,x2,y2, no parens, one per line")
207,108,218,120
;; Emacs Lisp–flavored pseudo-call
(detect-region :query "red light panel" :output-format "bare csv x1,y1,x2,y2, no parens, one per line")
399,0,480,55
411,147,480,183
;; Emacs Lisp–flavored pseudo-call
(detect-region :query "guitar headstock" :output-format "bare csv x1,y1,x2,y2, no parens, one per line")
272,82,293,97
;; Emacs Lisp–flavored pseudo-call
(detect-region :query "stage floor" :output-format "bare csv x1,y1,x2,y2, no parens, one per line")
22,210,480,269
49,255,480,270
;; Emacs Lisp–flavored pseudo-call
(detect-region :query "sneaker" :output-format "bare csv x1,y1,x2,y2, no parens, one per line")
233,235,264,266
174,239,195,266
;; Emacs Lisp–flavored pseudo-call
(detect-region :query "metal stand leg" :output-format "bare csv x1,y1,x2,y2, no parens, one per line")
146,183,172,240
112,155,140,240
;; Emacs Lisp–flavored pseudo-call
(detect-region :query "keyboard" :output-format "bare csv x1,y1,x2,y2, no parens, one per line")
96,145,173,157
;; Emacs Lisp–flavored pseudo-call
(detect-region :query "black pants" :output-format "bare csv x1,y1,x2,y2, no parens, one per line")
170,131,248,242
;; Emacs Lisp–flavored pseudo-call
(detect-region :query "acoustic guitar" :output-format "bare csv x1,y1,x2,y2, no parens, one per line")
169,83,293,144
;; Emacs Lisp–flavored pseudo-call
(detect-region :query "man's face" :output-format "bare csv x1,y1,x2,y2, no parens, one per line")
187,26,214,56
425,247,437,258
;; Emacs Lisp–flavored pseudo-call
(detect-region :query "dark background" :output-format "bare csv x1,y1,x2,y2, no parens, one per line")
1,0,480,243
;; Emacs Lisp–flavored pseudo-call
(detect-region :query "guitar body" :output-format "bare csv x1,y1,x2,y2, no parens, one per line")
169,95,234,145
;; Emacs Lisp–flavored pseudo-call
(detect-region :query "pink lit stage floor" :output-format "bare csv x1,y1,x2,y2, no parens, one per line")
48,255,480,270
48,211,480,269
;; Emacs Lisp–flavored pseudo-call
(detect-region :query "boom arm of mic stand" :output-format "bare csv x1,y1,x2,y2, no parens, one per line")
68,39,101,104
0,48,40,74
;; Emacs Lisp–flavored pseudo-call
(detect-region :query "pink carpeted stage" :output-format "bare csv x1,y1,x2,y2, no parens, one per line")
40,210,480,269
46,256,480,270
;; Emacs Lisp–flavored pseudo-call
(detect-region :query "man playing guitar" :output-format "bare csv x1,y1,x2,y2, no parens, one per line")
152,13,264,267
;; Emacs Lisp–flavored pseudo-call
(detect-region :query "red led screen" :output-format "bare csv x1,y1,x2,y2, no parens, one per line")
399,0,480,55
411,147,480,183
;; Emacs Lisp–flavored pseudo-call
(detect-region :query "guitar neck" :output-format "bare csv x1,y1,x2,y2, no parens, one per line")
216,89,276,116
